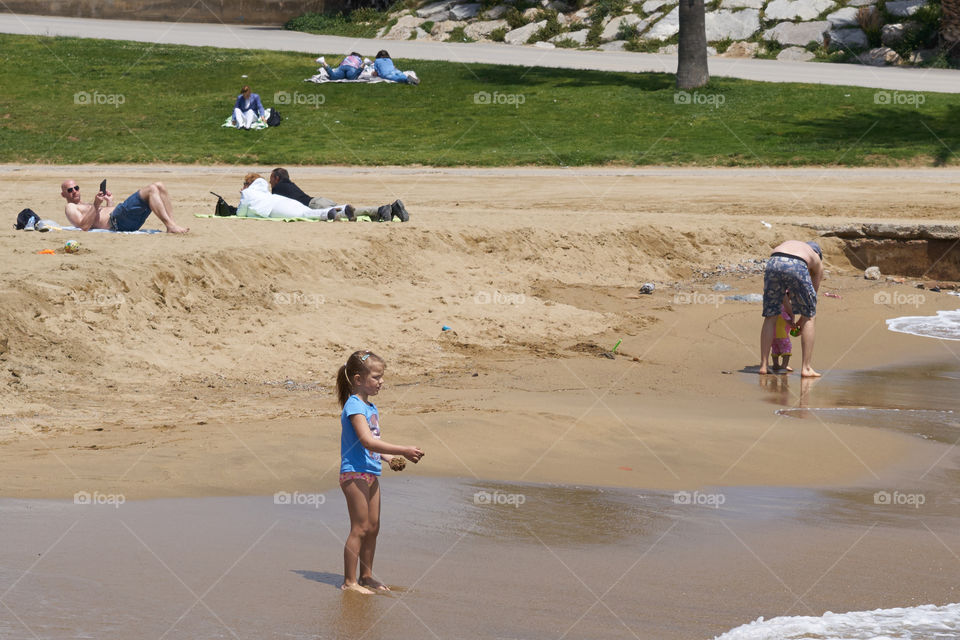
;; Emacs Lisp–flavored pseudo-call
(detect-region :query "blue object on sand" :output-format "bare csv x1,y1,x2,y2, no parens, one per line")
442,325,451,331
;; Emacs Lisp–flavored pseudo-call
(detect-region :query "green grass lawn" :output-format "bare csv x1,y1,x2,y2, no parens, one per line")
0,34,957,166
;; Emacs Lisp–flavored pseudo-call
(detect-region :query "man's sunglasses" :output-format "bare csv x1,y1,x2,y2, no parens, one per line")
65,186,80,193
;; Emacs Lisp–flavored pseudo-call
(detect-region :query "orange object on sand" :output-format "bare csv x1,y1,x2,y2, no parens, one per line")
37,249,56,255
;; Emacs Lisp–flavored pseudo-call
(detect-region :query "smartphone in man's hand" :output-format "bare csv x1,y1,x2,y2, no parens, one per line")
99,179,107,194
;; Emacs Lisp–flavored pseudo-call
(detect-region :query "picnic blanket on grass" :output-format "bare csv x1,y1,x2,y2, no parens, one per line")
305,67,419,84
221,108,274,130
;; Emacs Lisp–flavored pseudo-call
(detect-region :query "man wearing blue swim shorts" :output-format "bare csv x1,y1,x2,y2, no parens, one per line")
759,240,823,378
61,179,189,234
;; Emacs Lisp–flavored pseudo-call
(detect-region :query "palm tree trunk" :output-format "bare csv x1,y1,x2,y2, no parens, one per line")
943,0,960,58
677,0,709,89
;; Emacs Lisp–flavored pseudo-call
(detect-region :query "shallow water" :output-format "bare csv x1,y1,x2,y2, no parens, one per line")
887,308,960,341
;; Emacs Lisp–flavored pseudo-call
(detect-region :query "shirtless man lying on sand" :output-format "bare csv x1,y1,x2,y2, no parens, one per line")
61,179,189,234
759,240,823,378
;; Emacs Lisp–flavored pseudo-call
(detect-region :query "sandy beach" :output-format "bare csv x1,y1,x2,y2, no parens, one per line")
2,165,959,638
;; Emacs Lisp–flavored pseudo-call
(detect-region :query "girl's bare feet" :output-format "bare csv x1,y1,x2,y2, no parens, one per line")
342,581,375,595
358,577,391,591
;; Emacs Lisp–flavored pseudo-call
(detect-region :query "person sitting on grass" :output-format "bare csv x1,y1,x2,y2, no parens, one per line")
61,179,189,234
268,168,410,222
316,52,364,81
372,50,420,85
232,85,266,130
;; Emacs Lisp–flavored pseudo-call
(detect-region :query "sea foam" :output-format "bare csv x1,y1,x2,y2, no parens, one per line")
886,309,960,341
713,602,960,640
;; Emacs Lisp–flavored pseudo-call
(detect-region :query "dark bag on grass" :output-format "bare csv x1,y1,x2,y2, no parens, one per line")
14,208,39,230
210,192,237,217
266,108,281,127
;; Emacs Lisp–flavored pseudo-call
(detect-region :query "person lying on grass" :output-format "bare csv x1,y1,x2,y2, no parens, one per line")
61,179,189,234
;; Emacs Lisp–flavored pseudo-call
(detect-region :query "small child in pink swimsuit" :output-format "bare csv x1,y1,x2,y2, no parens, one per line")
771,295,795,372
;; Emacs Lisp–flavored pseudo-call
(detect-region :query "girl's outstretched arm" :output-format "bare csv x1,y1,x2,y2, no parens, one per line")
350,415,424,462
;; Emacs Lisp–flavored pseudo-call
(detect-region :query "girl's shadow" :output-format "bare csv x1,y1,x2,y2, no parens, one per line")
292,570,342,587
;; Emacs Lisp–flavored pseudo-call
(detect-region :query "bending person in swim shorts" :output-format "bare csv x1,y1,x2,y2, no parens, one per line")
758,240,823,377
61,179,189,234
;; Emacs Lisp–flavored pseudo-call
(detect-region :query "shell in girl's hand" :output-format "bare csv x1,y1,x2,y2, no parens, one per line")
389,456,406,472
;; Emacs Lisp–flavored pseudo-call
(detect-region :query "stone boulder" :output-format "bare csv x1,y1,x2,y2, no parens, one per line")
847,0,876,5
601,14,646,41
880,21,920,47
522,7,541,19
864,266,881,280
909,48,938,63
642,0,672,13
777,46,816,60
384,14,426,40
763,20,830,46
551,28,590,44
646,6,680,39
542,0,573,10
704,8,760,41
464,19,509,39
432,19,467,37
764,0,836,21
858,46,902,65
533,40,556,48
886,0,927,17
720,0,764,8
450,3,482,19
825,27,869,50
720,40,760,57
416,0,455,20
826,6,859,26
504,19,547,44
481,5,510,19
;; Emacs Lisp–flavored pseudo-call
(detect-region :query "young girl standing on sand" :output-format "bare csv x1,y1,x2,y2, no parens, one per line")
771,295,795,372
336,350,424,594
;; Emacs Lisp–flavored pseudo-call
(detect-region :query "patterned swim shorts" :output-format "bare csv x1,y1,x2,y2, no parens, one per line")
339,472,377,486
762,254,817,318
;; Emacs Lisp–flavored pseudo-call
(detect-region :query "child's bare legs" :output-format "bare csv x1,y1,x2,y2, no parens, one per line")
356,480,389,591
341,478,377,594
771,355,781,371
781,355,793,372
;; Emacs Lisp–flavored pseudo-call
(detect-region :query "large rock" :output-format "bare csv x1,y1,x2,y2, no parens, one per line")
881,22,920,46
642,0,672,13
847,0,876,5
721,0,764,7
909,47,939,63
450,3,482,19
431,19,467,37
777,45,816,60
533,40,556,48
551,28,590,43
886,0,927,16
522,7,541,19
858,46,901,65
763,20,830,46
864,266,881,280
646,6,680,39
503,19,547,44
481,5,510,19
541,0,573,10
720,40,760,57
416,0,455,19
826,6,859,26
464,18,508,39
825,27,869,50
384,14,426,40
601,14,646,40
765,0,836,21
704,8,760,41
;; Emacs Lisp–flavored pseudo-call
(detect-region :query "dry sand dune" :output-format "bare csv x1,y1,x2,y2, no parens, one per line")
1,166,958,498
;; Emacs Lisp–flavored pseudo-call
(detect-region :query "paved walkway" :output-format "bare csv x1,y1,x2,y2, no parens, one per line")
2,13,959,92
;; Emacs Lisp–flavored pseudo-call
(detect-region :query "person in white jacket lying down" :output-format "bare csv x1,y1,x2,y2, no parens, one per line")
237,173,354,220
